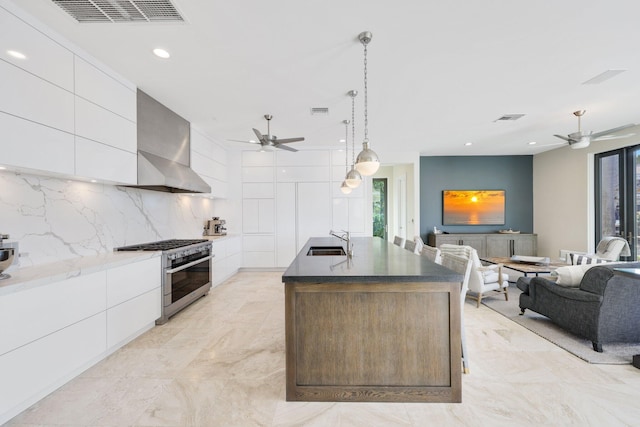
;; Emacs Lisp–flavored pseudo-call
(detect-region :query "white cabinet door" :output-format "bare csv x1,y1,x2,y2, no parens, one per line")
75,96,136,153
0,112,75,175
297,182,332,249
75,136,137,184
276,183,297,267
0,7,74,91
242,199,274,233
0,59,74,133
74,57,136,121
0,272,106,356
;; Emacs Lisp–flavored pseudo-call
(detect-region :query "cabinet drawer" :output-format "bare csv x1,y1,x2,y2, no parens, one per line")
106,288,160,348
106,257,161,308
0,112,75,175
0,312,106,416
0,272,106,356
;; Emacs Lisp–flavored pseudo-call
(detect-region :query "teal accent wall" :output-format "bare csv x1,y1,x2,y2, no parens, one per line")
420,156,533,238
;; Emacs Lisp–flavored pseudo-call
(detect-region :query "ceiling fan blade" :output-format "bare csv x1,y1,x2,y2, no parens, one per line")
553,134,571,142
252,128,266,143
591,123,636,140
273,137,304,144
275,143,298,152
228,139,260,144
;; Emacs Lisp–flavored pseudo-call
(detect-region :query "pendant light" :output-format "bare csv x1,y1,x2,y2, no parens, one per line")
345,90,362,188
355,31,380,176
340,119,352,194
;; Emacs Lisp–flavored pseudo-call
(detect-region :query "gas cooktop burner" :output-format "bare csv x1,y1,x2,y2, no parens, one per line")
115,239,208,252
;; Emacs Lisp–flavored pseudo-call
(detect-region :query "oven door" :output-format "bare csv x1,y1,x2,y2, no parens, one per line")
164,252,213,308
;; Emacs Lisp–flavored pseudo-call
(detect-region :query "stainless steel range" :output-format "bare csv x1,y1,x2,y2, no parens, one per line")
116,239,213,324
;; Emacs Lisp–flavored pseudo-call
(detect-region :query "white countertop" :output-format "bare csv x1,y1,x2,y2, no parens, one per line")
0,251,161,296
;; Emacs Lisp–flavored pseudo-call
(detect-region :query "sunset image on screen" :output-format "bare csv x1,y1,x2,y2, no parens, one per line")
443,190,505,225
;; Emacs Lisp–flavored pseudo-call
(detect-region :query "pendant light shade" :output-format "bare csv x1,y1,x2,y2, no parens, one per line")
345,167,362,188
355,141,379,176
355,31,380,177
340,180,352,194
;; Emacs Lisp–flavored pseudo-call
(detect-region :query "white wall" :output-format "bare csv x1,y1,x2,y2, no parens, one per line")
533,136,638,259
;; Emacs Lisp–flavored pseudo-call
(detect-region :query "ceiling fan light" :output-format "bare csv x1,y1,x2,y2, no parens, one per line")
355,141,380,176
570,137,591,149
345,167,362,188
340,181,352,194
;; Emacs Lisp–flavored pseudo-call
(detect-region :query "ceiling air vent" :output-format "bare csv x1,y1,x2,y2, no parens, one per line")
310,107,329,116
51,0,184,23
494,114,525,122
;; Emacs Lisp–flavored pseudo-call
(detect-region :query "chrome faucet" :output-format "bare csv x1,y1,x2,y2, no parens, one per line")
329,230,353,258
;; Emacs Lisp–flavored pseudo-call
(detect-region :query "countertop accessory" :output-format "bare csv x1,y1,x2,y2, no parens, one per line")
498,229,520,234
0,247,15,280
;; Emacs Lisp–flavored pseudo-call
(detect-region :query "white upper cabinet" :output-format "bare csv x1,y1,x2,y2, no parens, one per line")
0,59,74,133
75,96,137,153
190,127,229,198
242,151,274,167
74,57,136,122
0,5,139,183
0,7,74,91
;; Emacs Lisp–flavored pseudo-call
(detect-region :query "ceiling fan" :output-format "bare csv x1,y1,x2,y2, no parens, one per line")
230,114,304,152
553,110,636,149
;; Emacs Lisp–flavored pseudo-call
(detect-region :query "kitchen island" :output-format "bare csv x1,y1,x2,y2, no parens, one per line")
282,236,464,403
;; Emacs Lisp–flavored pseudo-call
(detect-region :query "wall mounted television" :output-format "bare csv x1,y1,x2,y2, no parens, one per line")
442,190,505,225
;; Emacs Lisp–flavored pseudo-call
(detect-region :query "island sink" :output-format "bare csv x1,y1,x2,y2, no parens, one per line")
306,246,346,256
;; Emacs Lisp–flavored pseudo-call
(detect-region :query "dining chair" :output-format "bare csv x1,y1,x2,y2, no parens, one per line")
393,235,405,247
441,251,473,374
404,239,417,253
421,245,442,264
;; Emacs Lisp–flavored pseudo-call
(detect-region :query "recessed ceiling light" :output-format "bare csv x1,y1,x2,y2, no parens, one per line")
249,139,256,143
153,48,170,59
0,166,6,170
339,139,346,143
464,142,473,146
90,179,97,183
7,50,26,59
528,141,537,145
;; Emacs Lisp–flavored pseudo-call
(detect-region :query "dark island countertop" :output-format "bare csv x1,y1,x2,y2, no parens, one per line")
282,236,462,283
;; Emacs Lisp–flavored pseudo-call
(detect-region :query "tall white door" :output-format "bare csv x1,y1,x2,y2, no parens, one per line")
395,173,407,239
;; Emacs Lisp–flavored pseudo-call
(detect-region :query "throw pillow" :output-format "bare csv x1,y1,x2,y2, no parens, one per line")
570,253,610,265
551,264,595,287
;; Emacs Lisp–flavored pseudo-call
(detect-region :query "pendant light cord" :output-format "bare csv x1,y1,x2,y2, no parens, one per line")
351,92,356,165
344,120,349,174
363,42,368,143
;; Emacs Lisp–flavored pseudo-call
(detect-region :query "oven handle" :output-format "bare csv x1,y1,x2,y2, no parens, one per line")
165,255,214,274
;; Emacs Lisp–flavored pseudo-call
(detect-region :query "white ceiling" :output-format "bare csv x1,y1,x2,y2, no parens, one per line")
9,0,640,156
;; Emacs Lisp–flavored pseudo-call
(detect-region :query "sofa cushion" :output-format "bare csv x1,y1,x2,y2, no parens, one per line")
570,254,611,265
552,264,595,287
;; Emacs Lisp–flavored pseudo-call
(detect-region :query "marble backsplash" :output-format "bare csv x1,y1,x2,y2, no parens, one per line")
0,170,218,268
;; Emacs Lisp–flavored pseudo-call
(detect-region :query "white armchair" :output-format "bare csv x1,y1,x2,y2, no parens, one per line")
560,236,631,264
440,244,509,307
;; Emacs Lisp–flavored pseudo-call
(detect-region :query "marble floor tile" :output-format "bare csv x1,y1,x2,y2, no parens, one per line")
6,271,640,427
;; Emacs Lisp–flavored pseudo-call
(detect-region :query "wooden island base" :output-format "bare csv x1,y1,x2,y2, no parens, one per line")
284,280,461,403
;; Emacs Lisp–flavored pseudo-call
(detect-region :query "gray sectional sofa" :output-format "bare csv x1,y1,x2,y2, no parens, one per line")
517,262,640,352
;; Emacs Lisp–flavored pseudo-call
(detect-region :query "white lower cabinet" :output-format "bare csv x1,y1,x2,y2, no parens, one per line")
0,256,161,425
0,312,107,421
107,288,160,348
211,235,242,286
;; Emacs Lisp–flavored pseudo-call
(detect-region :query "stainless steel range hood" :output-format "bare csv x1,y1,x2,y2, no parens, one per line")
127,90,211,194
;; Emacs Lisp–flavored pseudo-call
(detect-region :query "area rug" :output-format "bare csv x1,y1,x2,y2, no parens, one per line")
481,285,640,364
